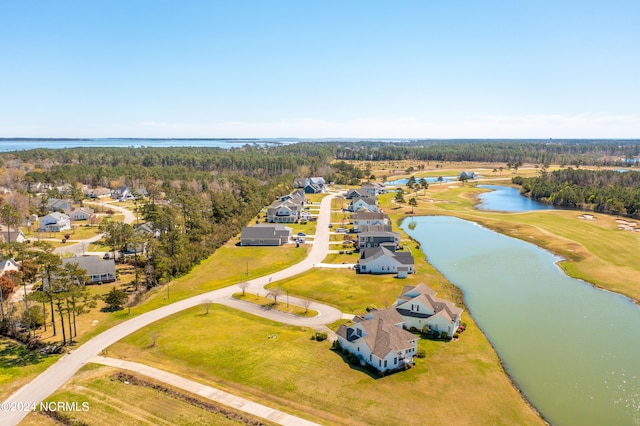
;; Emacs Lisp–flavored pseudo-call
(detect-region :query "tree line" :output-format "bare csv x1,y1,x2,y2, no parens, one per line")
512,169,640,217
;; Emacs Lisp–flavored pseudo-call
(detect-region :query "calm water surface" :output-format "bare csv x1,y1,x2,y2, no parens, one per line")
403,216,640,425
476,185,555,212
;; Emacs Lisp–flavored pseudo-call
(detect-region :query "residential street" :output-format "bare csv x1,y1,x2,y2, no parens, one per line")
2,193,340,426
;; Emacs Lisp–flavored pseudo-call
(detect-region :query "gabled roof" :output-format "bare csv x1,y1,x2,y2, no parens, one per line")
351,212,388,221
359,246,414,265
336,311,417,360
241,224,291,239
396,283,463,324
351,197,377,206
63,256,116,277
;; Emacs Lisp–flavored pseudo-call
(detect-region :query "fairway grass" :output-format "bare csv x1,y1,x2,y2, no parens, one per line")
107,305,543,426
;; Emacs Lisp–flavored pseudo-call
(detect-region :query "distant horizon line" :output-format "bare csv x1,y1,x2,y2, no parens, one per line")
1,137,639,142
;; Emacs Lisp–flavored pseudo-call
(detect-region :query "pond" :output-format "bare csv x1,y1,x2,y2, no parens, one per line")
385,176,457,186
476,185,555,212
402,216,640,426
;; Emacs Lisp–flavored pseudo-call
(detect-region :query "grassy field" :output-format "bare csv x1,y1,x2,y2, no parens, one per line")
232,292,318,317
0,337,60,403
381,170,640,303
20,364,271,426
106,305,543,426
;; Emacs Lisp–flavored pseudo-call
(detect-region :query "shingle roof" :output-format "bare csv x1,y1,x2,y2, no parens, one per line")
63,256,116,277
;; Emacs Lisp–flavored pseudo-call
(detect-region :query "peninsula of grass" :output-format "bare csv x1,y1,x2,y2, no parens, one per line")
105,305,543,426
231,292,318,317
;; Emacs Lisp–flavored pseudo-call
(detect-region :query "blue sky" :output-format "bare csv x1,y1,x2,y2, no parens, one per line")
1,1,638,138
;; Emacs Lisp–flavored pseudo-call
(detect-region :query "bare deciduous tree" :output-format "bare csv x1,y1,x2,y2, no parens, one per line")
302,299,312,313
202,298,213,314
238,281,249,297
267,286,283,305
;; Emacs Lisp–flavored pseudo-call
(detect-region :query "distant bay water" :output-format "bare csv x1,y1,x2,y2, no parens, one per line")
0,138,303,151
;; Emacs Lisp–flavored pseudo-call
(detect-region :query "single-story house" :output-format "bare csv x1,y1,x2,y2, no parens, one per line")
42,256,117,286
357,231,400,250
83,186,112,199
395,283,463,337
0,258,19,276
0,229,27,243
63,256,117,284
349,197,378,213
69,207,95,221
346,189,368,200
459,171,477,180
47,198,73,213
39,213,71,232
356,246,415,276
240,224,292,246
336,308,418,373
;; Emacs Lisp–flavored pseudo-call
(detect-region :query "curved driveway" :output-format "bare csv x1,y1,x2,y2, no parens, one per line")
2,193,340,426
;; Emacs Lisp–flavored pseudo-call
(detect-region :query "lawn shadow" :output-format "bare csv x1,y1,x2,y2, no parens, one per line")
0,341,52,369
330,348,381,380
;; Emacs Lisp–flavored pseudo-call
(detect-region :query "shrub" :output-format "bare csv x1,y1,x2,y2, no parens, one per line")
310,334,316,340
365,304,377,312
315,332,328,341
416,349,426,358
409,326,418,333
332,340,341,351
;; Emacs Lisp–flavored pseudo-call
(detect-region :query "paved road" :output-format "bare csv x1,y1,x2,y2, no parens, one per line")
52,201,136,256
1,193,340,426
91,356,320,426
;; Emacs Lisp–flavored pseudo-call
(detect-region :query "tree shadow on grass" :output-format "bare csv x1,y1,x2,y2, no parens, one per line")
0,341,52,369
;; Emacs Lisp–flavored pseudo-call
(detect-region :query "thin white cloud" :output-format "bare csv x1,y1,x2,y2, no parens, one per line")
132,114,640,139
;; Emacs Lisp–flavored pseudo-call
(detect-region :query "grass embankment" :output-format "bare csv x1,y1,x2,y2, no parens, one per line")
1,241,309,402
385,171,640,303
20,363,271,426
232,292,318,317
106,305,542,426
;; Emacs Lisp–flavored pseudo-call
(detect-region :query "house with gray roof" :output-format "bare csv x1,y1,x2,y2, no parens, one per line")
47,198,73,213
336,308,418,373
349,197,378,213
357,231,400,250
0,229,27,243
267,199,302,223
62,256,117,284
395,283,463,338
356,246,414,277
39,212,71,232
240,224,292,246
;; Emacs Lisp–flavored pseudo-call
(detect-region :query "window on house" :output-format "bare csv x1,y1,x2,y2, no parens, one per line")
384,360,387,368
394,357,397,364
357,328,362,337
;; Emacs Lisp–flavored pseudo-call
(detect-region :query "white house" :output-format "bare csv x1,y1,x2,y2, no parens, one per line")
0,258,19,276
349,197,378,213
69,207,94,221
351,212,390,230
0,229,27,243
356,246,414,276
39,213,71,232
395,283,463,337
266,200,302,223
336,308,418,374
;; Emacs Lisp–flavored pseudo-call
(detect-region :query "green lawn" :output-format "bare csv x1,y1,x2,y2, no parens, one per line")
0,337,60,402
106,305,543,426
20,364,269,426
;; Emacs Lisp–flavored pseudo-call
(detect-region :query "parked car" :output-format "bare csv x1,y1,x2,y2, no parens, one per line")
103,253,111,259
297,232,306,236
328,224,333,228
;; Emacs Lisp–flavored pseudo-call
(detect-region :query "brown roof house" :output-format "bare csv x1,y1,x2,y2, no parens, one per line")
336,308,419,373
395,283,464,338
240,224,292,246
